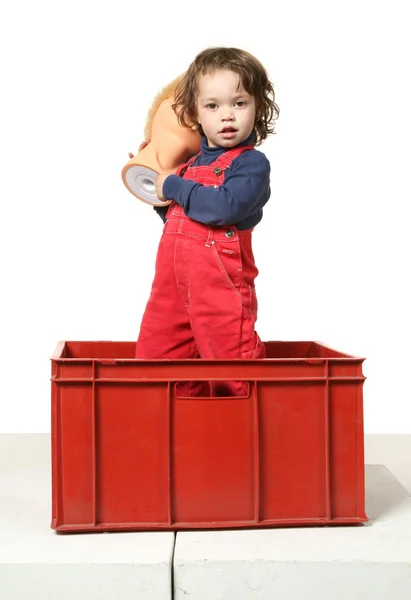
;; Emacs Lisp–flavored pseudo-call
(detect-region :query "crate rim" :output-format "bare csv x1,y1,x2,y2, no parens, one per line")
50,340,365,362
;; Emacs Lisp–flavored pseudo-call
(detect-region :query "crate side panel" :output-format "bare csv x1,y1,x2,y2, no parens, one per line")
57,361,93,380
329,360,364,378
259,382,327,520
172,396,255,524
59,383,94,525
51,380,60,527
96,383,170,524
330,381,366,519
264,341,314,358
64,341,135,358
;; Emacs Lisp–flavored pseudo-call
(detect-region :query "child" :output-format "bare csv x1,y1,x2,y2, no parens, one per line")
135,47,279,397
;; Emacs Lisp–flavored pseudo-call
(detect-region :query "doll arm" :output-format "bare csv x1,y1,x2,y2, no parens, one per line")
162,151,271,226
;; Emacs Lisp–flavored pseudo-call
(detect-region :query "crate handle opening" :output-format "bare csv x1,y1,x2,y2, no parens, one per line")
173,381,251,399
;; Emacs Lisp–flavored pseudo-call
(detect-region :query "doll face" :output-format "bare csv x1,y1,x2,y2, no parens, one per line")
195,69,256,148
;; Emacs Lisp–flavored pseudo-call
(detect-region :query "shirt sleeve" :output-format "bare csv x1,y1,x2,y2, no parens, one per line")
161,150,271,226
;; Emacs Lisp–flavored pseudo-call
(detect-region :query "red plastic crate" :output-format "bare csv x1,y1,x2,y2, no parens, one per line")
50,341,367,532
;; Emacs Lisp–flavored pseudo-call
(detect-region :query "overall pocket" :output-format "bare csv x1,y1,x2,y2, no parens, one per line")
212,236,243,294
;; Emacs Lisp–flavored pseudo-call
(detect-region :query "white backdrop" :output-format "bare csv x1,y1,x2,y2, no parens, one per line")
0,0,409,433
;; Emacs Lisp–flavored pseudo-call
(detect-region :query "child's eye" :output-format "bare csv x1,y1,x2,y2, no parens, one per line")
206,103,217,109
235,101,246,107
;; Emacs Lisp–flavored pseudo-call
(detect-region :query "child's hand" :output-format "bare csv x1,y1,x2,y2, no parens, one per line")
128,139,151,159
155,174,169,201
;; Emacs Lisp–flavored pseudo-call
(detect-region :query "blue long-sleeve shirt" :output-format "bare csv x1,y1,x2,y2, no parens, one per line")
154,132,271,230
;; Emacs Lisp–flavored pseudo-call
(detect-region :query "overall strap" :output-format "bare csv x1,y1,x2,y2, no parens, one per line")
176,151,202,176
212,145,255,172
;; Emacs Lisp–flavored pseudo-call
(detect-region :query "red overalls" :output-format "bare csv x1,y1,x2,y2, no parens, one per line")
135,145,265,396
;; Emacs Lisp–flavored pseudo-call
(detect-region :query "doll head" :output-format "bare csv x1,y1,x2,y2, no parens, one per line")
122,75,201,205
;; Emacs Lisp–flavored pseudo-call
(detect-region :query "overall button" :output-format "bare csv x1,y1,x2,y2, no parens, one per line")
213,167,223,175
225,229,235,238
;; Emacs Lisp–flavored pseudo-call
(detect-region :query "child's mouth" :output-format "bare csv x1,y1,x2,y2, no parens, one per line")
220,128,238,138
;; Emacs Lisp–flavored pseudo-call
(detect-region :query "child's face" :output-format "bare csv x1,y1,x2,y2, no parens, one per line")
195,69,256,148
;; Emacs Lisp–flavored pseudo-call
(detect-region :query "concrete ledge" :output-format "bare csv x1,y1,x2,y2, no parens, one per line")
0,434,174,600
174,464,411,599
1,434,411,600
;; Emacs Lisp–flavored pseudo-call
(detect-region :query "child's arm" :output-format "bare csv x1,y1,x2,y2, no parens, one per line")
159,151,270,226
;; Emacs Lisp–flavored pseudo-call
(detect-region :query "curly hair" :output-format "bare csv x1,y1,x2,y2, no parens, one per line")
172,47,279,146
